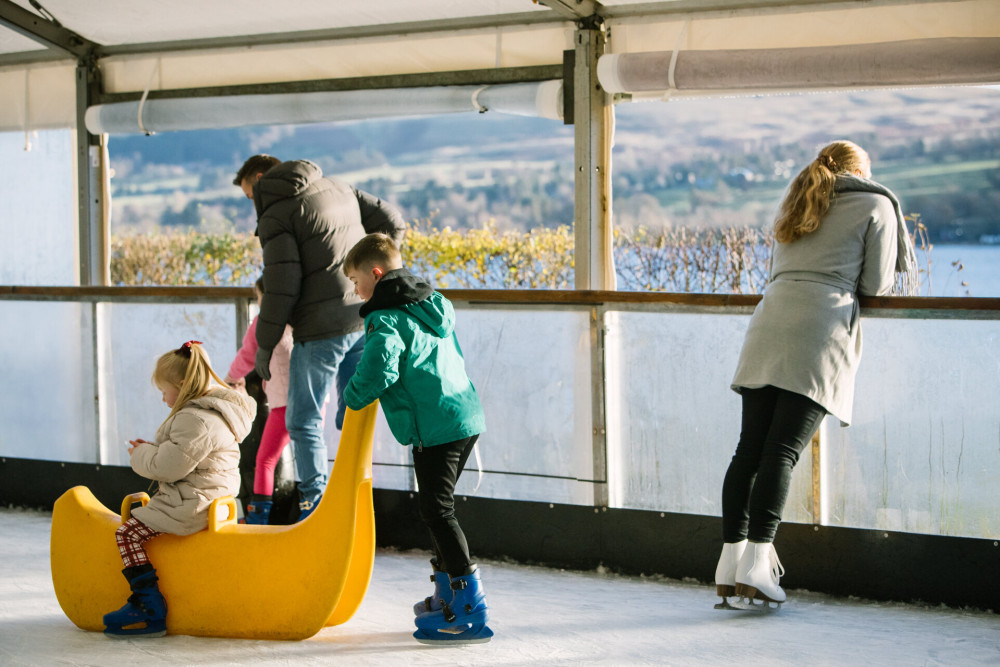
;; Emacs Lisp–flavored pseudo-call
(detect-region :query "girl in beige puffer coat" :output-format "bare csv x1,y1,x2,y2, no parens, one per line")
103,341,255,638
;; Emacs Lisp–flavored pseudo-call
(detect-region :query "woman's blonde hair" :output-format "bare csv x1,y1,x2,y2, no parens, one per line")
152,341,227,422
774,140,871,243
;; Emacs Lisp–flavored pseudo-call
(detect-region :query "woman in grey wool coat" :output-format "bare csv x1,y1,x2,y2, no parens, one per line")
714,140,918,610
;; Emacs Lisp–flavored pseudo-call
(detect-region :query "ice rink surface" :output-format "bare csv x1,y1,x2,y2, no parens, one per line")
2,506,998,666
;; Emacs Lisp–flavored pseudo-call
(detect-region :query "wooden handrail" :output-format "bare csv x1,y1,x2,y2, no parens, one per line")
2,285,999,312
0,285,254,299
443,289,763,308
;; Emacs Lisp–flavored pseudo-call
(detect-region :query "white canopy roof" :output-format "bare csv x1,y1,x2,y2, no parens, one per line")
1,0,998,131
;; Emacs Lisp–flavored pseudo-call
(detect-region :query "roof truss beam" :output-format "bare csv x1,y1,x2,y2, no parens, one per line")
95,64,564,105
600,0,961,20
537,0,601,20
0,0,96,59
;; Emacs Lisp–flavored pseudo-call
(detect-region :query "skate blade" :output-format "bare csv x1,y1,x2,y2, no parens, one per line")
103,624,167,639
728,596,781,612
714,597,743,611
414,609,489,633
413,625,493,645
733,584,783,611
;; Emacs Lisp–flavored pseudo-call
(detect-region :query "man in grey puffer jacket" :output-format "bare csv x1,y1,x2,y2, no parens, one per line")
235,154,406,518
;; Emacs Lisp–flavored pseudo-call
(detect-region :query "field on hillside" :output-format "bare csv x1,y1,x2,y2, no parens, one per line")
107,86,1000,239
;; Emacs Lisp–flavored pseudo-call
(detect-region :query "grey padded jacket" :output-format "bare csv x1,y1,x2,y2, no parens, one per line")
252,160,407,352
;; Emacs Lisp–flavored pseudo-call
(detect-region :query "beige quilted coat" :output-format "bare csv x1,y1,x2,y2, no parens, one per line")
131,387,255,535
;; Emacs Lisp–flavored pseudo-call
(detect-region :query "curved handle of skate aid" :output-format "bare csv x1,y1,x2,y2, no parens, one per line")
119,492,149,522
207,496,238,531
50,401,380,641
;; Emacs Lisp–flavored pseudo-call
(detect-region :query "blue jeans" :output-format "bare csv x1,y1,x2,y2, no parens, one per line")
286,331,365,506
334,333,365,431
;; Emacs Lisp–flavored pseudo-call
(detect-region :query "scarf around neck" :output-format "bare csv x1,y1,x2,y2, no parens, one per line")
834,174,919,295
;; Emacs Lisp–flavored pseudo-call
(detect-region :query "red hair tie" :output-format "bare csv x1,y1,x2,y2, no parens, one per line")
176,340,203,357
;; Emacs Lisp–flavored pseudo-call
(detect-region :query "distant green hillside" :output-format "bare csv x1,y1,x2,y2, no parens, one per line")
107,86,1000,242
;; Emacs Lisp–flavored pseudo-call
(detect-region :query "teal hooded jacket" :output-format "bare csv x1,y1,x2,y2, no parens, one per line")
343,269,486,449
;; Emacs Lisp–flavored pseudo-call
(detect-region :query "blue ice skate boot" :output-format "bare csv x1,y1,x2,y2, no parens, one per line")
298,499,317,522
413,558,452,616
244,497,273,525
103,566,168,638
413,565,493,645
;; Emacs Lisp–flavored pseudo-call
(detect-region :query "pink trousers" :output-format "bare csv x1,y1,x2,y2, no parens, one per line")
254,406,291,496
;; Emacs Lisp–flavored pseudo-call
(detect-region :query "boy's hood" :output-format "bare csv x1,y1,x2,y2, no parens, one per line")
361,269,453,338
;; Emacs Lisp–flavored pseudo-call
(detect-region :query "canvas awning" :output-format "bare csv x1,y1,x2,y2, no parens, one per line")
2,0,999,132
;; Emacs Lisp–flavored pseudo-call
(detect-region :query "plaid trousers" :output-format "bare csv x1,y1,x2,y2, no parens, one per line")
115,517,163,568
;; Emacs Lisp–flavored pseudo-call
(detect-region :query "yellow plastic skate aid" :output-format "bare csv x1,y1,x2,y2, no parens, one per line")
50,401,378,641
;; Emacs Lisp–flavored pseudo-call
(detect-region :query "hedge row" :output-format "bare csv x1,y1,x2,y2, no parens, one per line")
109,223,777,294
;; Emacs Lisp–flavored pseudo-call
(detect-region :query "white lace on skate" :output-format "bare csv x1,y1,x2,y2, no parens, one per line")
769,549,785,584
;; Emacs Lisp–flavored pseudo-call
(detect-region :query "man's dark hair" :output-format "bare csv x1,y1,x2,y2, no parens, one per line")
233,154,281,186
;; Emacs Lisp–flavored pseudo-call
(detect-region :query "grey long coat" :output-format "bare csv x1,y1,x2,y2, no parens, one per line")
131,387,255,535
731,189,899,425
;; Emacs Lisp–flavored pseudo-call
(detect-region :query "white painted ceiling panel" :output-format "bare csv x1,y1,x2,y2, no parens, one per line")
1,0,550,50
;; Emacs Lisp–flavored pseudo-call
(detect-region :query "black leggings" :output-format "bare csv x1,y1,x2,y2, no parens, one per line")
412,435,479,577
722,386,826,543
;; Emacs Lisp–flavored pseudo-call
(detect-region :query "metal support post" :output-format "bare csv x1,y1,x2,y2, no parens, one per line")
75,56,108,287
810,424,825,525
571,17,614,507
590,305,609,506
76,55,109,463
93,301,111,464
572,17,615,292
570,17,615,507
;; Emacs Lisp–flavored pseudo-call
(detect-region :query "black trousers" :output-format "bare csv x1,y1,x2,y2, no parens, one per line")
412,435,479,577
722,386,826,543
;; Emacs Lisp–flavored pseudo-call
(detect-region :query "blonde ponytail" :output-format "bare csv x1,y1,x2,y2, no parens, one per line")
774,140,871,243
152,341,228,424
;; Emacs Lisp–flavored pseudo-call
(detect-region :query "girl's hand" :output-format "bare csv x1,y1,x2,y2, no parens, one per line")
127,439,150,454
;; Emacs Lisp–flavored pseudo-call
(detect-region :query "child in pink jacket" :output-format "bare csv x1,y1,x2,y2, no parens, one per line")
225,277,294,524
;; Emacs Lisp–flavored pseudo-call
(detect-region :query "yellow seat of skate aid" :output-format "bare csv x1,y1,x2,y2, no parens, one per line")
50,401,378,640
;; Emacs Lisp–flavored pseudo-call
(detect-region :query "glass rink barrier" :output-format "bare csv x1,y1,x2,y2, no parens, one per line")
379,306,598,505
1,287,997,540
0,289,244,468
0,300,97,463
605,304,1000,540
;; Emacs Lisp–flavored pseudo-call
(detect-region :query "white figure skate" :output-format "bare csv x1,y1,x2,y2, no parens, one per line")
733,541,785,611
713,539,747,610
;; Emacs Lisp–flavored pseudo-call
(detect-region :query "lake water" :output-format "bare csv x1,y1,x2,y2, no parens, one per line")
915,243,1000,297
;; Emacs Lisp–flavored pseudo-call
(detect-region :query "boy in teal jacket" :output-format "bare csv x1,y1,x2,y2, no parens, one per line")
342,233,491,645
